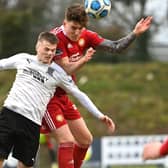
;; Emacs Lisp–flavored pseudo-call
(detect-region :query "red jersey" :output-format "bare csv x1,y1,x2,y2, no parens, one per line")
50,25,104,95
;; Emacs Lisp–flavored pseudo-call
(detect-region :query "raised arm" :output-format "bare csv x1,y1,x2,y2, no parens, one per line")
52,65,115,133
0,54,23,70
66,84,115,133
55,47,95,75
143,138,168,160
96,16,152,53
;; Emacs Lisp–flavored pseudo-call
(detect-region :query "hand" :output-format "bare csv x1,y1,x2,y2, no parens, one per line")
142,141,162,160
84,47,96,62
99,115,115,134
133,16,153,36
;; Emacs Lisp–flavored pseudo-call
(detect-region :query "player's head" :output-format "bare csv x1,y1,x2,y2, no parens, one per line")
36,32,58,64
63,3,88,41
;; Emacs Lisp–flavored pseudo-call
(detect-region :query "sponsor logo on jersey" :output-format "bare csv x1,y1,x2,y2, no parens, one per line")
78,38,85,47
23,68,48,83
69,52,81,62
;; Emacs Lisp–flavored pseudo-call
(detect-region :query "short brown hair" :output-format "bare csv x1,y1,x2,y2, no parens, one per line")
65,3,88,27
38,32,58,44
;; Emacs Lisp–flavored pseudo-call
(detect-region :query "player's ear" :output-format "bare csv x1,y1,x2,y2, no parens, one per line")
35,42,39,51
63,19,67,26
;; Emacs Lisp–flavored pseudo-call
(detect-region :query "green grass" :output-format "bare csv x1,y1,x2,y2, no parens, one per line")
0,62,167,168
0,62,168,136
0,70,16,105
73,62,168,136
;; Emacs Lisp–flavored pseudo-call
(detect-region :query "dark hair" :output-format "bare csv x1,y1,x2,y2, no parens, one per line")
38,32,58,44
65,3,88,27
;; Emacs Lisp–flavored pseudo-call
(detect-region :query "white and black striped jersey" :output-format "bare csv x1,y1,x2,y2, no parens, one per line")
0,53,104,125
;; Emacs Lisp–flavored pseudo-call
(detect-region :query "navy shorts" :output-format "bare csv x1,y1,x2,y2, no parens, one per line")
0,107,40,167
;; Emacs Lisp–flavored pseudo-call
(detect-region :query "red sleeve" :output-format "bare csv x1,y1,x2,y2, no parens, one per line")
160,139,168,156
84,29,104,48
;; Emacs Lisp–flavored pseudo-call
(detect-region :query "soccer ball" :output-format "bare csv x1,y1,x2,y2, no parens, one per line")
84,0,112,19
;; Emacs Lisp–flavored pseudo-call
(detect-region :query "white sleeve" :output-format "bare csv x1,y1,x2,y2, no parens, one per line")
58,74,104,119
0,54,23,70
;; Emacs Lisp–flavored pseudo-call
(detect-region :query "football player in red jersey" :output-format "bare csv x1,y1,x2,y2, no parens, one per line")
41,3,153,168
143,139,168,160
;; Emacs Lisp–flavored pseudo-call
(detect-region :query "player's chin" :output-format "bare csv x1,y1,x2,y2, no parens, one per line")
71,36,80,41
43,58,52,64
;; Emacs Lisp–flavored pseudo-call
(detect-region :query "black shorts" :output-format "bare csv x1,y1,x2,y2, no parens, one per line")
0,107,40,167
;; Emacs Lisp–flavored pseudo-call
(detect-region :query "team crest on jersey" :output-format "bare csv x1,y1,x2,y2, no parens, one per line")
78,38,85,47
56,114,64,122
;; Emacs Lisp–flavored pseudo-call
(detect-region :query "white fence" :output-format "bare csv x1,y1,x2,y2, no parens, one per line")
101,135,168,168
3,135,168,168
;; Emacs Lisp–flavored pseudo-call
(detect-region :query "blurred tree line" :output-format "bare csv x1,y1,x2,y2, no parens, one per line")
0,0,167,62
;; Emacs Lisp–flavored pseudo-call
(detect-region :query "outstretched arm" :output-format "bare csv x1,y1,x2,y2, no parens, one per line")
133,16,153,36
68,86,115,133
96,16,153,53
143,138,168,160
143,141,163,160
99,115,115,134
55,47,95,75
53,68,115,133
0,54,22,70
0,53,28,70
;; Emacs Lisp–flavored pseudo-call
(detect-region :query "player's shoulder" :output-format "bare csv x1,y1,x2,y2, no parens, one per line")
50,26,67,44
82,28,97,35
50,26,63,36
20,53,35,59
81,28,100,39
12,53,34,60
50,62,66,75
